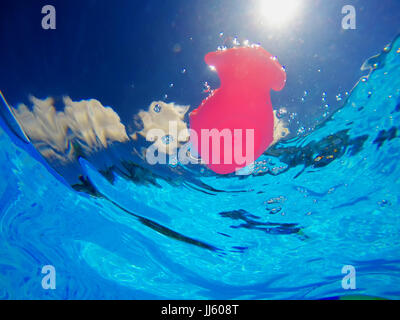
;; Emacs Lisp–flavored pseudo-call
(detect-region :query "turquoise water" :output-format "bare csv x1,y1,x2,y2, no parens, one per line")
0,36,400,300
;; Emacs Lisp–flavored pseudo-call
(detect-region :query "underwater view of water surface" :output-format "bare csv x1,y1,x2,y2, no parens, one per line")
0,0,400,300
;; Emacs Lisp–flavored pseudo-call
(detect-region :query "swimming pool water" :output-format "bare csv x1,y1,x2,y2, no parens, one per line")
0,36,399,300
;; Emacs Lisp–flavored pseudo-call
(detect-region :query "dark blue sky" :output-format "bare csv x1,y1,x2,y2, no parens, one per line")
0,0,399,132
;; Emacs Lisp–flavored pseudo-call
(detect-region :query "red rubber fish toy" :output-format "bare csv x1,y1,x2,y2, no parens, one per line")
189,46,286,174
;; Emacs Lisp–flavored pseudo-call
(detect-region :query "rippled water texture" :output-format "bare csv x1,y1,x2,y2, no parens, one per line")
0,36,400,299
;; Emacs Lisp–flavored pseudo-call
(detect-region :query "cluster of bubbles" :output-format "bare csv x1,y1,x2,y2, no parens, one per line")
301,90,308,102
297,126,306,135
322,91,327,102
289,112,298,120
153,103,161,113
217,32,261,51
162,84,176,102
276,107,288,119
264,195,287,215
302,89,348,105
299,89,350,126
232,37,240,46
217,45,228,51
203,81,211,93
251,159,271,174
248,158,288,176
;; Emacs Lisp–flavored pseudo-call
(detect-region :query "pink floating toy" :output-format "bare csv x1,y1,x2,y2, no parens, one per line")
189,46,286,174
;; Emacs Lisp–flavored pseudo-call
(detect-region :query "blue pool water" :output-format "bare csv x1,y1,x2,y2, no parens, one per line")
0,32,399,299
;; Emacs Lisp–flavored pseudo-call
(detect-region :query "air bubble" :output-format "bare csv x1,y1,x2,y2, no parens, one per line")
162,135,173,145
297,127,306,134
378,199,390,207
203,82,211,93
277,107,287,119
153,104,161,113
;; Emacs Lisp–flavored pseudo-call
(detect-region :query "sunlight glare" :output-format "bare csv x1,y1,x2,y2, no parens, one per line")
259,0,302,27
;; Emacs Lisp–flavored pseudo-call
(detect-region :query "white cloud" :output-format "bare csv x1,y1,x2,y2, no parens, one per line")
134,101,190,155
272,110,290,146
12,96,129,162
